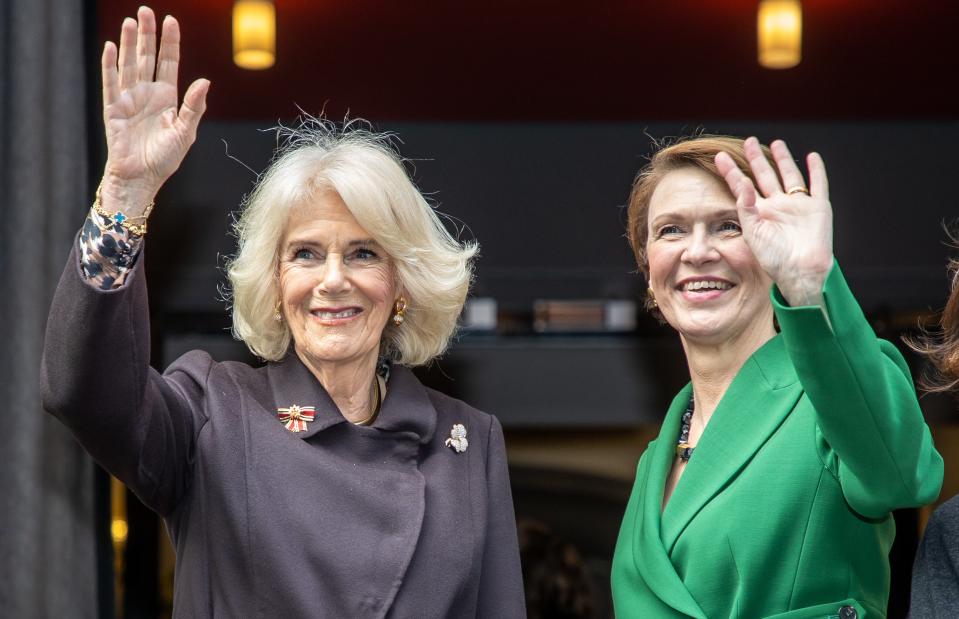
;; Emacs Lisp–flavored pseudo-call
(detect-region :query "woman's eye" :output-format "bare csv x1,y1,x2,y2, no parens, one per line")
658,225,683,237
719,221,742,233
294,248,315,260
352,248,378,261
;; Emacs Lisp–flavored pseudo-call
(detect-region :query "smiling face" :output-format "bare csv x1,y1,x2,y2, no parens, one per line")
646,166,775,347
278,190,399,370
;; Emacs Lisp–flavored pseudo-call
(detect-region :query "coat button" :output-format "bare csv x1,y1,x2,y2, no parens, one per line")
838,606,858,619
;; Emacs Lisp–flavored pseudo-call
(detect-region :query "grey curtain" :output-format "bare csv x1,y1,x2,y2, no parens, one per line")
0,0,98,617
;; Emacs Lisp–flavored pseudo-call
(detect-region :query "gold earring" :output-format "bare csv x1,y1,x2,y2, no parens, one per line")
647,287,658,308
393,297,407,326
273,300,283,322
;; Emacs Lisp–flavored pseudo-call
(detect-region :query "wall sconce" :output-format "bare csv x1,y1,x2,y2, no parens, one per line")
233,0,276,70
111,476,128,611
757,0,802,69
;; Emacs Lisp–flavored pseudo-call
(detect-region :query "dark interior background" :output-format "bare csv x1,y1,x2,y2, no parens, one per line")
95,1,959,617
154,119,959,420
101,0,959,122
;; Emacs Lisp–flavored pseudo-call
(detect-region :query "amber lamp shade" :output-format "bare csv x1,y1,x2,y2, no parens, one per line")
758,0,802,69
233,0,276,70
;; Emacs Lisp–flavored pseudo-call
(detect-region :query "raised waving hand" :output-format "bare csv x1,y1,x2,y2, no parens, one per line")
99,6,209,214
715,138,834,307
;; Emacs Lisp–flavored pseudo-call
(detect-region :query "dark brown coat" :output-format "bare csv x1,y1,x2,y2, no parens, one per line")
41,247,525,618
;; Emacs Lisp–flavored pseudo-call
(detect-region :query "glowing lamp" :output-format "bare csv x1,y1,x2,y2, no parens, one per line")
111,518,129,544
233,0,276,70
758,0,802,69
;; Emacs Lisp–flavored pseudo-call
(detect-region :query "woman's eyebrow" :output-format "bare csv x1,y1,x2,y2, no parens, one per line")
283,237,321,250
713,209,740,220
649,209,740,228
283,238,379,250
649,211,684,228
650,212,674,225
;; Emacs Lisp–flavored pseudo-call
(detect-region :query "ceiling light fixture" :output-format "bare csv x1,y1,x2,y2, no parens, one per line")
233,0,276,70
758,0,802,69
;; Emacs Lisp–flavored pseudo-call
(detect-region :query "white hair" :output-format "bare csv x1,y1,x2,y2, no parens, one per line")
226,118,478,365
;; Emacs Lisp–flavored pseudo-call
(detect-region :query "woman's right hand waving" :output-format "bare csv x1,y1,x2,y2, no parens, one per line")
99,6,209,215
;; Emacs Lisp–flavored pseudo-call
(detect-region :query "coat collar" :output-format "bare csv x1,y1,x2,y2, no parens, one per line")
628,334,802,616
267,352,437,444
659,334,802,552
632,382,708,618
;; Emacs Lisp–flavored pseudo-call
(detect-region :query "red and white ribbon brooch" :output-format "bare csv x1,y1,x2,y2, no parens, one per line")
277,404,316,433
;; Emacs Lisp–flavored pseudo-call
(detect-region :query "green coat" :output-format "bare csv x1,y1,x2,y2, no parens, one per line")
611,263,943,618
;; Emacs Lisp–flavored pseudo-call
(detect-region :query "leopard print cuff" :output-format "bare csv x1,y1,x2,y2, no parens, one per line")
78,208,144,290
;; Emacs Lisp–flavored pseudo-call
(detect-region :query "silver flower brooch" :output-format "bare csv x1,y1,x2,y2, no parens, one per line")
445,424,468,453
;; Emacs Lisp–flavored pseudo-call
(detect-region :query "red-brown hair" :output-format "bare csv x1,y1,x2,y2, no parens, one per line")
909,253,959,392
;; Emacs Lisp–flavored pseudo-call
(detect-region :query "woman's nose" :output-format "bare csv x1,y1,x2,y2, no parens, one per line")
317,255,351,294
682,229,719,265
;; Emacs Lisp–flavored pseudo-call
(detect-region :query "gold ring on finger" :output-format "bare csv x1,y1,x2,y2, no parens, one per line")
786,186,809,195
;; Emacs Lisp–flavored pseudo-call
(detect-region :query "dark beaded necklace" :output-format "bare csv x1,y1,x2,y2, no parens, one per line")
675,395,695,462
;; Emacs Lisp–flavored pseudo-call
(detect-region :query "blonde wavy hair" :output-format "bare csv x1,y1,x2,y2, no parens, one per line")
226,119,478,365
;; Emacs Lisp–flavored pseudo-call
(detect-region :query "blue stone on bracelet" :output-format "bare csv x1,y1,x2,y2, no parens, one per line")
114,212,127,224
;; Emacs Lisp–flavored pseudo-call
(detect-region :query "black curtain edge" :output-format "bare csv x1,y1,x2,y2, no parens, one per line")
84,2,116,619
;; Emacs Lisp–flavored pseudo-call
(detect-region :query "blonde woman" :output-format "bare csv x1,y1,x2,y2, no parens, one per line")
40,7,524,617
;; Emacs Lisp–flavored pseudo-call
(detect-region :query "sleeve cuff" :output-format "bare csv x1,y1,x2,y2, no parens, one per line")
78,210,144,290
772,260,869,341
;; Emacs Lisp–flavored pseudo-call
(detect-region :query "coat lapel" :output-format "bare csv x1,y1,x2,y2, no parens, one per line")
631,383,708,618
660,334,802,553
267,352,347,439
373,366,437,445
266,354,436,445
262,354,437,617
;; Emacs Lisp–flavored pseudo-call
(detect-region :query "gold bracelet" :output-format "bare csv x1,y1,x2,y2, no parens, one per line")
91,181,154,236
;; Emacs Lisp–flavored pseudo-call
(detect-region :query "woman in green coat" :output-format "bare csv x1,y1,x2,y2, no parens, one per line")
611,136,943,618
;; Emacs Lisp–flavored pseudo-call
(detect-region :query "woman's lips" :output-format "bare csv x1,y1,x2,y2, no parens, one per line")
680,288,728,302
310,307,363,324
676,278,735,302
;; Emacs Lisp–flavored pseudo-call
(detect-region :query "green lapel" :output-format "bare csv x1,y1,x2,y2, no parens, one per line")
631,383,708,618
660,335,802,554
